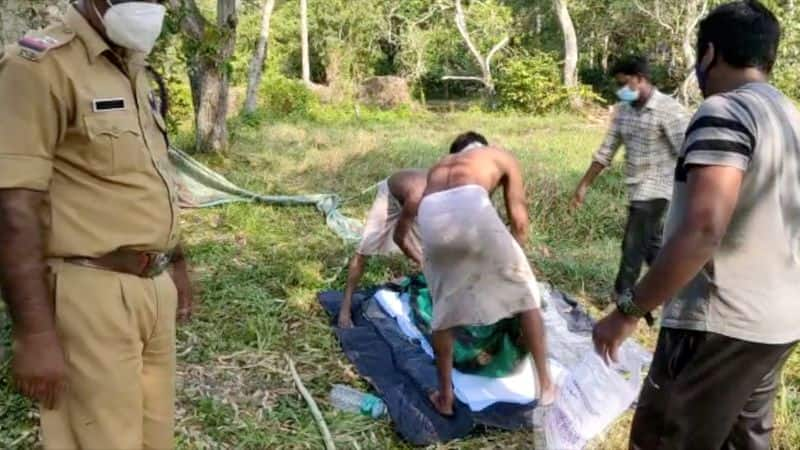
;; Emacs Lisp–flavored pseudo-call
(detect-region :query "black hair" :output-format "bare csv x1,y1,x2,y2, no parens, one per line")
450,131,488,154
697,0,781,73
610,55,651,81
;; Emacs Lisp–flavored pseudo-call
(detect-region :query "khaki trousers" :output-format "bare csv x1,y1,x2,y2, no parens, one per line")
40,262,177,450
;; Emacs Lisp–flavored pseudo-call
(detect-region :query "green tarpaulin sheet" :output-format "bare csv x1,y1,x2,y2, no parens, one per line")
168,147,363,243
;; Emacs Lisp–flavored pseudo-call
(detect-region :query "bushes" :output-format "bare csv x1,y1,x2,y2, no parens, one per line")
260,74,318,117
495,52,599,114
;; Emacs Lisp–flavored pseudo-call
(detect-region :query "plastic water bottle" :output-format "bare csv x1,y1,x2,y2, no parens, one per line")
329,384,387,419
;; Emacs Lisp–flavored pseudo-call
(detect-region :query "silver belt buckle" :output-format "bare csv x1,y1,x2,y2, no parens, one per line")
145,252,172,278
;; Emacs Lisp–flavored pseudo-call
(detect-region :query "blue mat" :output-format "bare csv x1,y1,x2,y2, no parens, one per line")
318,283,597,445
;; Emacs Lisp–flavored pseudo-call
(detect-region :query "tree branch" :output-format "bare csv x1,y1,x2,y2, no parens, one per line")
634,0,674,32
485,35,510,67
441,75,486,83
453,0,486,76
167,0,206,40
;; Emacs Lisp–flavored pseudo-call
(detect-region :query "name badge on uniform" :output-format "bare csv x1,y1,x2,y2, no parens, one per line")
92,98,127,113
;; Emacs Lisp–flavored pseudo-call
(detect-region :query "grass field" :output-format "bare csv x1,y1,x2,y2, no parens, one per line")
2,109,799,449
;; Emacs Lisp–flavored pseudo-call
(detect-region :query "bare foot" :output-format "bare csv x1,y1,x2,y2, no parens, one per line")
538,381,558,406
428,390,455,416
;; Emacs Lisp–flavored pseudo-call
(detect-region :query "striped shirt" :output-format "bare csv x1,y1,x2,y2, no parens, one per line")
594,90,690,202
661,82,800,344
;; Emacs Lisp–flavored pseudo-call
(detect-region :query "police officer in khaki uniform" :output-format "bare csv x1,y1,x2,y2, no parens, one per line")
0,1,194,449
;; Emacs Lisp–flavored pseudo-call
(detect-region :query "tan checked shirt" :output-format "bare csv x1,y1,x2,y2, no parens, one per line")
0,7,180,258
594,89,690,202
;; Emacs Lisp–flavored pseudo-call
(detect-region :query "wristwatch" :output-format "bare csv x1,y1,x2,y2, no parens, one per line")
616,291,648,320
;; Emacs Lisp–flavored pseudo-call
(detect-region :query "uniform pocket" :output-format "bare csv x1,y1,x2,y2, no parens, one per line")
83,113,149,176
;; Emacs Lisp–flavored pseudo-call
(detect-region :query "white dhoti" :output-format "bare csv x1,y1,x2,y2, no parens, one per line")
418,184,541,331
357,180,422,256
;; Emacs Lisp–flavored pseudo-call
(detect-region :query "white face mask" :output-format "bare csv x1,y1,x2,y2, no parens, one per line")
96,1,166,55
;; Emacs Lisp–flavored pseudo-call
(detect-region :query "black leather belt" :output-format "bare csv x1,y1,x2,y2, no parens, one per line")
65,249,174,278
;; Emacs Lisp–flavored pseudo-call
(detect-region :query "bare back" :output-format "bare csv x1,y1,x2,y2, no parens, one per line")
387,169,427,204
419,146,529,245
424,146,510,196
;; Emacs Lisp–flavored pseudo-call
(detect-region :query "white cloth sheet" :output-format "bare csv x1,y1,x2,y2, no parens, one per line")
374,289,565,412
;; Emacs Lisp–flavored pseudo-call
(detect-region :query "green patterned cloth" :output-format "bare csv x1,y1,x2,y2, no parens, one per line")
168,147,362,244
402,275,528,378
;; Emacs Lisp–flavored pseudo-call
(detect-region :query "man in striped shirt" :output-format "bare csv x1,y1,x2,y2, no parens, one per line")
572,56,690,306
593,2,800,448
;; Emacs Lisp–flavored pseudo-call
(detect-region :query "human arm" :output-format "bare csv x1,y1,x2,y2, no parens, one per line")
0,190,66,409
500,151,529,247
393,195,424,267
571,162,605,209
0,52,68,408
170,244,195,323
593,165,743,362
662,106,691,157
338,253,366,328
571,108,623,208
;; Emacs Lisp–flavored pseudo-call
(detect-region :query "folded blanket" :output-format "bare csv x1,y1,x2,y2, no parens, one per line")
418,184,540,330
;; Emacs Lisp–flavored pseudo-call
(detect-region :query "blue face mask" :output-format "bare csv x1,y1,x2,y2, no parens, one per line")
616,85,640,103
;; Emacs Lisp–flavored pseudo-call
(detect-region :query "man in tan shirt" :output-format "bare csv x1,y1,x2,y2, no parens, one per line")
0,1,194,448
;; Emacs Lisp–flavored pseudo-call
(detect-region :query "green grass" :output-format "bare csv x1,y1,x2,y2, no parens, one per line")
2,109,799,449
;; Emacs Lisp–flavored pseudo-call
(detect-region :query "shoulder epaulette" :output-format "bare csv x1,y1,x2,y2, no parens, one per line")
17,27,75,62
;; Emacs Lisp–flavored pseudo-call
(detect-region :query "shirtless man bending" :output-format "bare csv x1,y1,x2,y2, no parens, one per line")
338,169,427,328
339,133,490,327
394,132,556,416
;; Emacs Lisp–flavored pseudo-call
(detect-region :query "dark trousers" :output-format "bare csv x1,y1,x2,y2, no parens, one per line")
614,199,669,296
630,328,796,450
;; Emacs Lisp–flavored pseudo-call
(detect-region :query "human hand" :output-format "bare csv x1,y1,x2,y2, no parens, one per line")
570,186,587,210
338,311,354,329
171,264,195,323
12,330,67,409
592,309,639,364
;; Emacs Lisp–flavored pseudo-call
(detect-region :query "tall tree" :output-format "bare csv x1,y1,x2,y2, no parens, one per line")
300,0,311,84
442,0,509,95
168,0,238,153
553,0,578,88
243,0,276,114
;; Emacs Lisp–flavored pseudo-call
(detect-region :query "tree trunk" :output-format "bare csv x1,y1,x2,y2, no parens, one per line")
678,0,708,105
195,0,236,153
0,0,69,46
601,34,610,72
536,11,542,35
243,0,276,114
553,0,578,88
300,0,311,85
171,0,237,153
190,60,227,152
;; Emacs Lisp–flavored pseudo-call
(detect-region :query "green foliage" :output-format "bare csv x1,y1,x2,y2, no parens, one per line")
496,52,600,114
260,74,318,118
771,3,800,101
496,52,568,114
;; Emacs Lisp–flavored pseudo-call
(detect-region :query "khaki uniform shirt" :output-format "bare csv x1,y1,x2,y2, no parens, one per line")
0,7,180,258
